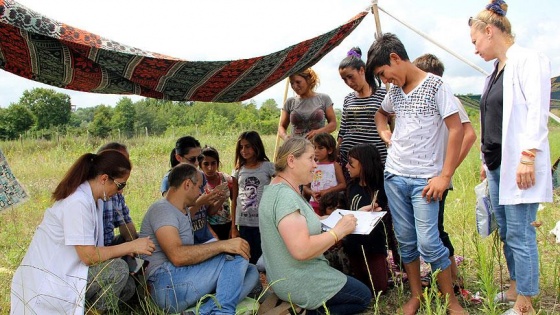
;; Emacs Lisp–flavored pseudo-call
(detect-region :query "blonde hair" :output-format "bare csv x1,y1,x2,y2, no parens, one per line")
471,0,514,43
289,68,320,91
275,137,313,172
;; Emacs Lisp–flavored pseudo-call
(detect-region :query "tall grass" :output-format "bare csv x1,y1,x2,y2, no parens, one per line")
1,123,559,314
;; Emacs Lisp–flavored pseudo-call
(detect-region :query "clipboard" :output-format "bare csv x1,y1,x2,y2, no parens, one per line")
320,209,386,235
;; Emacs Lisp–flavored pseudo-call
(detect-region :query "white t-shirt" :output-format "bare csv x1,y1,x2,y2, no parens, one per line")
11,182,101,315
382,73,458,178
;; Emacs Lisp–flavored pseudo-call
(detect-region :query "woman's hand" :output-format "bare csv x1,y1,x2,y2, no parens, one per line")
196,189,222,207
333,214,357,238
480,164,487,181
129,237,155,256
305,129,320,140
516,162,536,190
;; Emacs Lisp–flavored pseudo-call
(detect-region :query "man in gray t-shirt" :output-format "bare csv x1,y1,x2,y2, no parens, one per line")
139,164,258,314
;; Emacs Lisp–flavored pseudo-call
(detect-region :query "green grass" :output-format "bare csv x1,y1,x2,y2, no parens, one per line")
1,124,559,314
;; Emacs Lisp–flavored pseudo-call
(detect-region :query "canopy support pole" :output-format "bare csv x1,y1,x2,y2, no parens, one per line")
273,78,291,161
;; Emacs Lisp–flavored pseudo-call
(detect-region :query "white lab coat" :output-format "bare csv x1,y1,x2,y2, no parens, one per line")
483,44,553,205
11,182,103,314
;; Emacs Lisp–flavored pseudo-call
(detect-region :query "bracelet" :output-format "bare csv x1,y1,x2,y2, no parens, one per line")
520,159,535,165
328,230,339,243
522,150,536,158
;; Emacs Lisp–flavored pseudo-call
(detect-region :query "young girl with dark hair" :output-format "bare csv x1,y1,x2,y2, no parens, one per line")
304,132,346,215
344,144,397,294
11,150,155,314
199,146,234,240
161,135,224,244
231,130,275,264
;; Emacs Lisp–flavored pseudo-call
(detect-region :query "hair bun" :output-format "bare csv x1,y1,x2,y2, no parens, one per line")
486,0,507,16
347,48,362,58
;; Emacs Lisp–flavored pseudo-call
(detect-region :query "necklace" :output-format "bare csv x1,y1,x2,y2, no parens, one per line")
276,174,299,194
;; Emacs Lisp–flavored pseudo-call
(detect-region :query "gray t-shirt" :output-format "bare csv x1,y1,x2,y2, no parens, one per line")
232,162,275,227
139,199,194,277
282,93,333,137
259,183,346,310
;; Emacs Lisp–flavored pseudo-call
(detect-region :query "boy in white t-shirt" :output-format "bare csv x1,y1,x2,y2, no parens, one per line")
366,33,466,315
413,54,477,293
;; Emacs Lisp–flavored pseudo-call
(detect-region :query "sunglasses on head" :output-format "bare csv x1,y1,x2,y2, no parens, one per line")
468,17,486,26
111,177,127,190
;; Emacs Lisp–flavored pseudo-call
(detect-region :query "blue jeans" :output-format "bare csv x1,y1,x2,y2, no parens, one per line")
148,254,259,314
307,276,372,315
487,166,539,296
384,172,450,271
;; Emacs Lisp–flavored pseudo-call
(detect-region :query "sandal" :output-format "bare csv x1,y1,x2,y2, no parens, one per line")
420,272,432,288
494,291,515,306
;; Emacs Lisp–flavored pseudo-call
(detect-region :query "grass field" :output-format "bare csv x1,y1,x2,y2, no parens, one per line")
1,125,559,314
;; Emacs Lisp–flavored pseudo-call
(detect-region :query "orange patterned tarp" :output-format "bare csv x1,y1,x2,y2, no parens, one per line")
0,0,367,102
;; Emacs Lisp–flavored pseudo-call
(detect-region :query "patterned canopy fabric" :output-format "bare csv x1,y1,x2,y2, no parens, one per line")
0,148,28,212
0,0,367,102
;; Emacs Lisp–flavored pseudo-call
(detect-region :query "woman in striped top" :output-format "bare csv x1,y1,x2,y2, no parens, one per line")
337,47,387,180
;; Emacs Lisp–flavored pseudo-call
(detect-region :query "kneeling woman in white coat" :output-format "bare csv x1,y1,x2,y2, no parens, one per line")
11,150,155,314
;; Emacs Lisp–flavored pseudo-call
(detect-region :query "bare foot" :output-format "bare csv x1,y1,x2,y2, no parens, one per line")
448,300,468,315
399,297,420,315
506,289,518,301
514,301,535,315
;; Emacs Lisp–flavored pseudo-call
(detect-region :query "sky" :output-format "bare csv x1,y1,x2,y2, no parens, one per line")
1,0,559,110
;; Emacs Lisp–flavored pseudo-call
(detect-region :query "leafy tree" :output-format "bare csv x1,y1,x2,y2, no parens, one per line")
202,110,229,135
235,104,259,131
89,105,113,138
134,99,165,136
69,107,96,128
111,97,136,138
19,88,71,129
259,98,280,120
1,103,35,139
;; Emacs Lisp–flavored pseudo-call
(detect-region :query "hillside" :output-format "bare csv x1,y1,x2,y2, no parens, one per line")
458,75,560,110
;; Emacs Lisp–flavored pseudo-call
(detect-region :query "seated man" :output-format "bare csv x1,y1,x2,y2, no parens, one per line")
140,164,259,314
98,142,139,246
90,142,138,307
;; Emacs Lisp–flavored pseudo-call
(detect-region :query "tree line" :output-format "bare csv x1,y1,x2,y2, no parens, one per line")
0,88,285,140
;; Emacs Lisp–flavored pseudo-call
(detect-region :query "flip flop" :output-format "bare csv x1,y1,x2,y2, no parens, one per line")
494,291,515,306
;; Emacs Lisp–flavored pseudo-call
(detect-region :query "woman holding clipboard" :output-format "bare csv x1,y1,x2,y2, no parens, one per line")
258,137,371,314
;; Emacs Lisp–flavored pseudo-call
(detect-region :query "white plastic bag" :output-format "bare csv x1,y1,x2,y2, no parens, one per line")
475,179,497,238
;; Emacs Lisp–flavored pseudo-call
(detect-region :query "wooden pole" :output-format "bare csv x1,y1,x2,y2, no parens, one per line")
372,1,391,92
273,77,291,162
371,0,395,130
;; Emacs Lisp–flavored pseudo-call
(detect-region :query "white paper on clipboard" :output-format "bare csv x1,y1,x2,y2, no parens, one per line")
320,209,386,235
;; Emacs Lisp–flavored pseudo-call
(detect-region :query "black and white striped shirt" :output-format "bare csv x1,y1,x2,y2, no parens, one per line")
338,88,387,168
